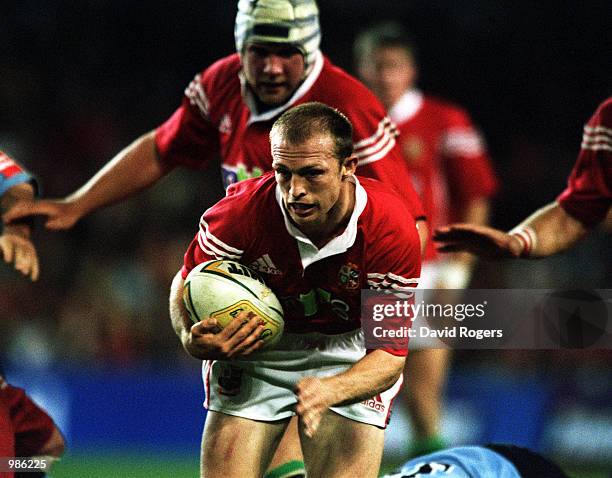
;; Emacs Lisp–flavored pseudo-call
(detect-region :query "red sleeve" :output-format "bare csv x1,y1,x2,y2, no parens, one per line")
155,72,220,169
364,193,422,356
557,98,612,226
181,194,247,279
332,80,426,220
441,107,498,215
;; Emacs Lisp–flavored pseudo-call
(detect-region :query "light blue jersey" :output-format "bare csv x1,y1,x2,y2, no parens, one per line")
383,446,521,478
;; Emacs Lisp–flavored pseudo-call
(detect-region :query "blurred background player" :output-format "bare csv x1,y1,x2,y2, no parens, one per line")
354,22,498,457
4,2,426,476
381,444,569,478
434,97,611,259
0,150,64,478
170,103,422,478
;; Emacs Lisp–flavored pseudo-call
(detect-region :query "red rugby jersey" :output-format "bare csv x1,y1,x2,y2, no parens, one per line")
181,173,421,354
155,52,424,220
389,90,498,260
557,97,612,226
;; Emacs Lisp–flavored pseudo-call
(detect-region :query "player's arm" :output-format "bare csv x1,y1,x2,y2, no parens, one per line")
1,181,39,280
3,131,174,229
436,196,490,287
434,201,589,259
296,349,405,437
169,271,266,360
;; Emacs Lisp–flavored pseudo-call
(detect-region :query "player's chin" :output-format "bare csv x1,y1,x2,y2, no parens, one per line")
256,88,291,106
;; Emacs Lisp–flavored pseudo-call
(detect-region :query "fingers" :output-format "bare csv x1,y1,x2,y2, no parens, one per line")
296,378,324,438
0,234,40,281
191,317,220,335
2,199,39,223
0,236,14,264
3,200,77,231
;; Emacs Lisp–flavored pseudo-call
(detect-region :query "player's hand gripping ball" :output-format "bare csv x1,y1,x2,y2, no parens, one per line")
183,260,284,348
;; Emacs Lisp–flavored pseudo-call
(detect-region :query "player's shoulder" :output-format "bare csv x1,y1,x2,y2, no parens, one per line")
224,173,277,204
358,176,415,227
423,94,472,124
207,173,277,231
591,97,612,126
199,53,242,89
315,56,382,112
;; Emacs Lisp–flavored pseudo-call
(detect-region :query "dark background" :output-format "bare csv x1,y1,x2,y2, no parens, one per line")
0,1,610,472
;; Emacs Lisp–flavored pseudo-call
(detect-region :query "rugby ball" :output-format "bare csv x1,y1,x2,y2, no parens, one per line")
183,260,284,348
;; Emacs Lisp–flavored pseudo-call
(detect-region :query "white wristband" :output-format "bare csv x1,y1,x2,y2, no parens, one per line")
509,225,538,257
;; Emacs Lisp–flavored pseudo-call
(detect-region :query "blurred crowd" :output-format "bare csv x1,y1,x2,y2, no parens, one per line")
1,1,610,375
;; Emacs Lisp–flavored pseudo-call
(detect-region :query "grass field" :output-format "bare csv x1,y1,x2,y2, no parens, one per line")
50,452,610,478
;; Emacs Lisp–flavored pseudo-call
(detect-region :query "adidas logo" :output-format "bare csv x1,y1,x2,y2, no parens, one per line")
250,254,283,275
362,393,386,412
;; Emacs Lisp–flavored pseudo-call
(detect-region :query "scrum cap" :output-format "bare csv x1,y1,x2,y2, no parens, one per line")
235,0,321,75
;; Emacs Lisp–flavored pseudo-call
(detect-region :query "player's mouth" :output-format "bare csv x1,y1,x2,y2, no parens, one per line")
259,82,287,92
288,202,316,217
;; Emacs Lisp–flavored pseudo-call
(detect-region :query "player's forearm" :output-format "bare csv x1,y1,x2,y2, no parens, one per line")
321,349,405,406
169,271,192,345
513,202,589,257
1,183,35,238
67,131,173,215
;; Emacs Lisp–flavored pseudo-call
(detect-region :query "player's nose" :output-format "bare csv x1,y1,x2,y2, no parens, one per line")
263,54,284,75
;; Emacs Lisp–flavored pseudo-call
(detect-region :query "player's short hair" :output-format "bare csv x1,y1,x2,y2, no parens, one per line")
353,21,418,65
235,0,321,75
271,102,354,162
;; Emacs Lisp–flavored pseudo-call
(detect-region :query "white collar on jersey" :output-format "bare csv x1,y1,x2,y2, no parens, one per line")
388,88,424,125
275,175,368,270
241,50,325,125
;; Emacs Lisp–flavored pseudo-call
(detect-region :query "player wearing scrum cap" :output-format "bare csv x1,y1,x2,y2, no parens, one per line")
5,1,426,476
5,0,425,235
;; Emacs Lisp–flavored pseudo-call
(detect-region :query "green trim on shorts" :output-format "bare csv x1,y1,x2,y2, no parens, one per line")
264,460,306,478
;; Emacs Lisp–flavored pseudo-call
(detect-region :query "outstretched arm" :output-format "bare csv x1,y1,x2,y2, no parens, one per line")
3,131,174,229
434,202,590,259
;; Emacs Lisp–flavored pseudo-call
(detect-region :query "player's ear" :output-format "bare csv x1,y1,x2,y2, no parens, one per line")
341,155,358,178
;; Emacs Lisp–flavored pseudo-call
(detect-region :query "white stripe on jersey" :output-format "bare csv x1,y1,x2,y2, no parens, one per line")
354,119,398,166
197,219,243,260
199,219,244,254
367,272,419,291
354,117,396,149
185,74,210,119
367,272,419,284
367,280,418,292
584,124,612,136
0,158,15,173
442,128,484,156
581,126,612,152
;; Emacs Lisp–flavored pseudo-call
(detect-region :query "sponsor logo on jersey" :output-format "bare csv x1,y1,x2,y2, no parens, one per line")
338,262,360,290
362,393,386,412
219,113,232,134
250,254,283,275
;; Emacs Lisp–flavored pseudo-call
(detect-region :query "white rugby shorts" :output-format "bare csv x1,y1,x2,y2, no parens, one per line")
201,329,403,428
